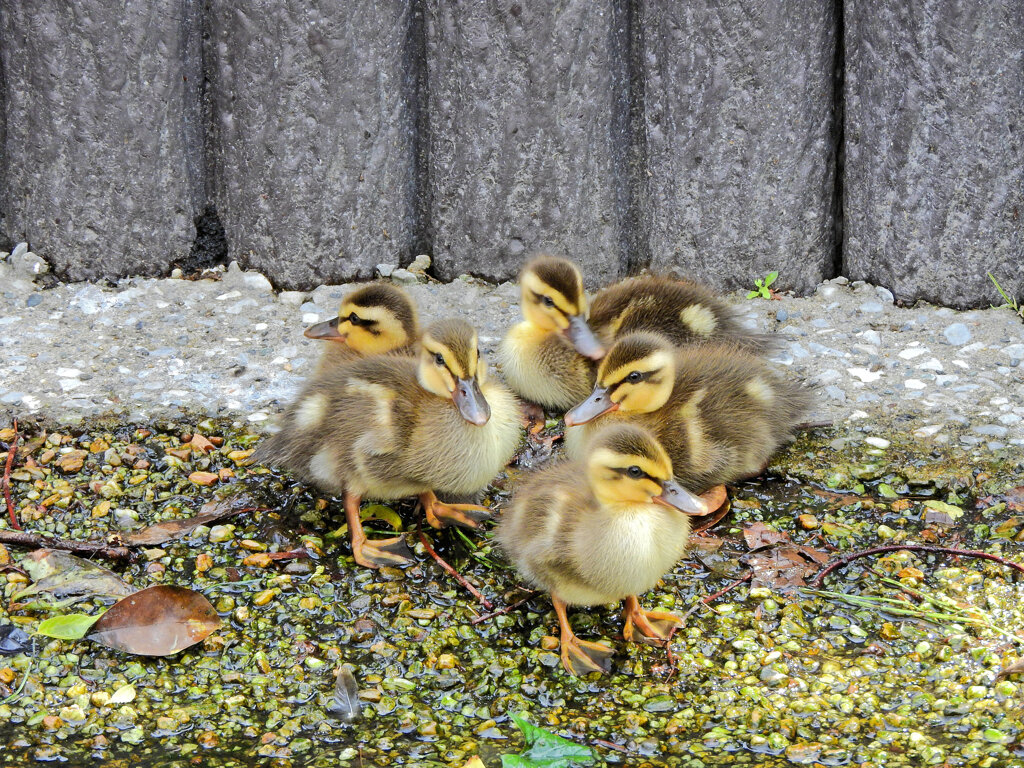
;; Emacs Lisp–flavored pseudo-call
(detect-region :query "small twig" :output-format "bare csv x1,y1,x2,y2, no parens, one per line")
417,524,492,610
470,590,540,625
592,738,629,754
0,529,136,561
265,548,309,561
680,572,753,625
810,544,1024,589
3,420,21,530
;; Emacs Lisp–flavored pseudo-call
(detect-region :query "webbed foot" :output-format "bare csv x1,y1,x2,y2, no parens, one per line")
622,595,682,645
420,491,492,530
352,536,414,569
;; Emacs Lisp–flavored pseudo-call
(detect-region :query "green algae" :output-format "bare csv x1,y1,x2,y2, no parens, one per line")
0,417,1023,767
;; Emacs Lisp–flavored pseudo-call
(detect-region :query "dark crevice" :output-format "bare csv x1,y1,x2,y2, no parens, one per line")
830,0,845,279
0,18,12,253
404,0,433,274
176,0,227,275
610,0,651,278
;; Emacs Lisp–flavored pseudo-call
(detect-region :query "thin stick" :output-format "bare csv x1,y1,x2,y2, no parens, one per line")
592,739,629,754
0,528,136,561
3,420,21,530
810,544,1024,589
680,572,753,625
470,590,540,625
417,525,492,610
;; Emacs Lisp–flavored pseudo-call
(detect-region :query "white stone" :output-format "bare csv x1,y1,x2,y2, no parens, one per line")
408,254,432,273
279,291,308,306
302,313,320,324
847,367,882,383
898,347,927,360
916,358,943,371
59,379,83,391
904,379,927,389
913,425,943,438
215,290,243,301
847,410,870,420
56,367,81,378
376,263,396,278
247,412,269,423
864,437,890,448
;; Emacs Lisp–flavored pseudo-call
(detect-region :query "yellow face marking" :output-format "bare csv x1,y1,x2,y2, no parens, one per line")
588,448,670,505
679,304,718,337
336,302,410,355
418,342,458,398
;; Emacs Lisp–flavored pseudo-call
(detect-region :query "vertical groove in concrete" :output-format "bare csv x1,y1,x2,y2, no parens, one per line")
830,0,845,280
0,7,9,251
404,0,432,268
610,0,651,277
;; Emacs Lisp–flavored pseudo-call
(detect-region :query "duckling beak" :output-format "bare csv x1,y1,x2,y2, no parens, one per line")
563,315,605,360
304,317,346,341
563,386,618,426
453,377,491,426
653,479,709,516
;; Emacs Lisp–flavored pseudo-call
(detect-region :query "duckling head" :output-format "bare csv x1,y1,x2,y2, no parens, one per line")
586,424,707,514
564,332,675,425
519,255,604,360
417,318,491,426
304,283,418,355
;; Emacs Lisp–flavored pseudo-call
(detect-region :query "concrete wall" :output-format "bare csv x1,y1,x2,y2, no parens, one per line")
0,0,1021,307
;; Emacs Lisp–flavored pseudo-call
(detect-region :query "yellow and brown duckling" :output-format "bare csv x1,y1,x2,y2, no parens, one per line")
255,318,522,569
589,275,777,353
304,283,419,374
563,333,811,507
497,255,605,412
497,423,705,676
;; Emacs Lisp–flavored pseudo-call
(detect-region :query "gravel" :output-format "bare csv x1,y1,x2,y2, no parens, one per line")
2,249,1023,458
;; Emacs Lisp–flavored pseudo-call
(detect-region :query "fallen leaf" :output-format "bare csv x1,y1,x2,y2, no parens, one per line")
36,614,101,640
743,522,790,550
15,550,135,603
502,712,596,767
997,658,1024,681
121,493,259,546
462,759,486,768
743,545,828,591
86,585,220,656
0,624,33,655
327,666,361,722
188,433,216,454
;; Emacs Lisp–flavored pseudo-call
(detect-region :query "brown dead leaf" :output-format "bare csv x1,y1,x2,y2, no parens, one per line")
997,658,1024,681
86,585,220,656
121,494,259,546
188,433,216,454
743,522,791,550
743,544,829,590
15,550,135,602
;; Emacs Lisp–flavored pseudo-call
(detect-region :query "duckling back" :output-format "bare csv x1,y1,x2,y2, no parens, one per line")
589,276,776,353
497,326,596,411
566,343,811,491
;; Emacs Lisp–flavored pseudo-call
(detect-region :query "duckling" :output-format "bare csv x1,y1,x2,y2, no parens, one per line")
255,318,523,569
497,255,605,412
589,275,776,353
304,283,419,374
497,423,706,676
563,333,811,500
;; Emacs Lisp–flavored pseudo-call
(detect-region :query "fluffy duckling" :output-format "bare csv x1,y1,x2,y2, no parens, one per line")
564,333,811,499
589,275,776,353
255,318,522,569
497,424,706,676
304,283,419,374
497,255,605,411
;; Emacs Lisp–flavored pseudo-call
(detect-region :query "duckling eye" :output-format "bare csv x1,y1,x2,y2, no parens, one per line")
348,313,363,326
627,466,644,479
434,353,445,366
627,371,643,384
541,295,555,308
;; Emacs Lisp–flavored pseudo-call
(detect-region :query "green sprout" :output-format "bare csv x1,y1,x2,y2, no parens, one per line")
987,273,1024,322
747,271,778,300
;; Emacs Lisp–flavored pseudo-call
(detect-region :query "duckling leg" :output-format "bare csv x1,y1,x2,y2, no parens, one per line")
345,492,413,569
552,594,614,676
419,490,492,530
622,595,682,645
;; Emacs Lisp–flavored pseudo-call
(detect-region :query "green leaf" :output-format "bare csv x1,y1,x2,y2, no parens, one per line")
746,290,759,300
501,713,596,767
36,613,102,640
764,271,779,287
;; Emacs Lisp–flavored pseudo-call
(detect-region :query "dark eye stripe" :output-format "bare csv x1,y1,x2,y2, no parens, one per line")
613,466,653,480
